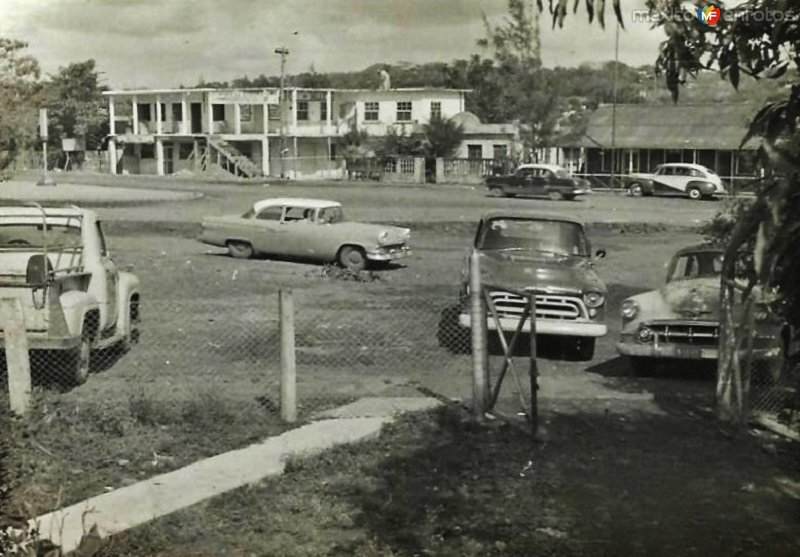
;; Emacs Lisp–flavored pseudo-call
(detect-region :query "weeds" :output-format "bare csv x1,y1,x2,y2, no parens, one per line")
314,264,381,283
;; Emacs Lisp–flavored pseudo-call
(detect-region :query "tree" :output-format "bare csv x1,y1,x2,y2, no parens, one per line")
0,38,42,177
551,0,800,424
423,116,465,158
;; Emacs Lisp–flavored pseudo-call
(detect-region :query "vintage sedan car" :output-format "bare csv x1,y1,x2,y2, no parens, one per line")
199,197,411,271
622,163,726,200
457,211,607,361
486,164,592,201
617,244,783,375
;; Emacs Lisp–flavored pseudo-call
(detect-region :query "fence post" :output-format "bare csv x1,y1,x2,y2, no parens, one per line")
279,289,297,423
0,298,31,416
470,250,489,419
528,293,539,438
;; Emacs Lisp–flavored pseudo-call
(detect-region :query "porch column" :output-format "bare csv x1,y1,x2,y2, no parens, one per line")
155,95,163,135
206,94,213,134
155,139,165,176
181,95,189,134
262,137,270,175
262,99,269,134
234,103,242,135
193,139,200,171
291,89,298,131
132,96,139,135
107,138,117,175
292,136,298,177
326,90,332,135
108,97,116,135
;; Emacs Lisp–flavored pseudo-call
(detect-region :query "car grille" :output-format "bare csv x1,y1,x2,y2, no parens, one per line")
648,322,719,346
488,291,585,321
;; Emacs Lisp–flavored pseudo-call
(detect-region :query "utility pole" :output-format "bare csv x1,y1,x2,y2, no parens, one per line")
275,46,289,178
610,21,620,191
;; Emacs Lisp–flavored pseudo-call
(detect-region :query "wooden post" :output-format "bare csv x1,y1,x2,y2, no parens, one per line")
528,293,539,438
279,289,296,423
470,250,488,419
0,298,31,416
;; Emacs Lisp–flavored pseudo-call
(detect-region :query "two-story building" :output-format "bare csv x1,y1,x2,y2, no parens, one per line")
102,86,520,180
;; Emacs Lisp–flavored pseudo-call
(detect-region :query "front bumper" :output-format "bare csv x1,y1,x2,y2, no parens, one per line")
616,340,781,360
458,313,607,337
0,333,81,351
367,246,411,261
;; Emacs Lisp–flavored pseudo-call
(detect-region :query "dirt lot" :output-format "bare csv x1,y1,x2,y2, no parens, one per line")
6,178,798,552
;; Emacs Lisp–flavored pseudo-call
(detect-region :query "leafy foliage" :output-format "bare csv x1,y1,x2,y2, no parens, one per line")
422,117,465,158
0,38,42,177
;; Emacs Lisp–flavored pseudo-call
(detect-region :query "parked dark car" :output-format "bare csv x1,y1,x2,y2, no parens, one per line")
485,164,591,201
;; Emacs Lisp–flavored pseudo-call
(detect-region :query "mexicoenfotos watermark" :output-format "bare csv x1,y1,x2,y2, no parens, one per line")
632,4,800,25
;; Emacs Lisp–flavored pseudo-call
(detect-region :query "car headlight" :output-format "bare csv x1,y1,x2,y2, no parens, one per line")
583,291,605,308
637,326,654,343
621,300,639,320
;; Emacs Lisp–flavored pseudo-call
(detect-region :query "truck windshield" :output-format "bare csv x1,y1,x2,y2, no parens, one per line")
0,224,82,249
479,218,589,256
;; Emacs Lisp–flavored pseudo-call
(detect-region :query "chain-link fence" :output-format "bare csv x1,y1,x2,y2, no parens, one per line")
750,351,800,435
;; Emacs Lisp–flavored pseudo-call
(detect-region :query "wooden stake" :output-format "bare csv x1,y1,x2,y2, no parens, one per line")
1,298,32,416
279,289,296,423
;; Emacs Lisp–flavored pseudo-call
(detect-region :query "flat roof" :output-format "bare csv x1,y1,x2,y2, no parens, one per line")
103,86,471,96
253,198,341,212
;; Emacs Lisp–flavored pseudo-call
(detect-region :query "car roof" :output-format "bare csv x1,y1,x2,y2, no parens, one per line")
674,243,724,256
656,163,711,172
253,198,341,212
517,163,566,173
480,210,584,226
0,206,93,219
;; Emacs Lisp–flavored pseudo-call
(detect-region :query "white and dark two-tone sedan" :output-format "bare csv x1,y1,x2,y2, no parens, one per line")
199,197,411,271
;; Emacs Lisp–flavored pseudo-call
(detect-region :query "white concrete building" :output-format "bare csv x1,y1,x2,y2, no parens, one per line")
102,86,520,179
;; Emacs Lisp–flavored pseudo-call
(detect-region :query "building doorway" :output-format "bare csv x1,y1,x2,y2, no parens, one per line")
191,103,202,133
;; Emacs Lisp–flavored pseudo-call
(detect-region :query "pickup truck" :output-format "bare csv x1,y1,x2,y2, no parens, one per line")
0,204,140,387
486,164,591,201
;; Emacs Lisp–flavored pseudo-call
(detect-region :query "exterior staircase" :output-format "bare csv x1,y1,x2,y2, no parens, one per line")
206,136,262,178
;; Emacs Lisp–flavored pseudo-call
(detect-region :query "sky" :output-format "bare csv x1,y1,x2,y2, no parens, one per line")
0,0,664,90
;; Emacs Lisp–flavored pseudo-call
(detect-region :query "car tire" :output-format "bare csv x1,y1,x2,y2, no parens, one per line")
338,245,367,271
60,334,91,388
547,190,565,201
687,187,703,201
629,183,644,197
227,241,254,259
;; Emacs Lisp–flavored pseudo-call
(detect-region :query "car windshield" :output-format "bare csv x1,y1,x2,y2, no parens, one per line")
318,206,344,224
0,223,82,249
479,218,589,256
668,251,724,281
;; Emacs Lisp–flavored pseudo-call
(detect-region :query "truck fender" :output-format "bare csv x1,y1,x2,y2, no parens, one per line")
116,271,141,337
59,290,101,340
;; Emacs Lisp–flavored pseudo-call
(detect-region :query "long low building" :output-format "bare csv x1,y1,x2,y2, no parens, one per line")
554,103,761,189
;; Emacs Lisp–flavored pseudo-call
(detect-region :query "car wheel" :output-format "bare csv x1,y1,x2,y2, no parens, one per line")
629,183,643,197
61,335,91,388
338,245,367,271
121,297,140,353
687,187,702,201
227,241,254,259
547,190,565,201
488,188,503,197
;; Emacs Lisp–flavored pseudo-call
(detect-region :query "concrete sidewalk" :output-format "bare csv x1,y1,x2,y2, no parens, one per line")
30,397,441,555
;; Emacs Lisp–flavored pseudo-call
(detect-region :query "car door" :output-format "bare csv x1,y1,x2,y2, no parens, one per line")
652,166,675,193
249,205,286,255
514,167,535,195
279,205,322,259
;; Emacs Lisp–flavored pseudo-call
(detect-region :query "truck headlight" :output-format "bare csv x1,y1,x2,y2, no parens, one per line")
621,300,639,320
583,291,605,308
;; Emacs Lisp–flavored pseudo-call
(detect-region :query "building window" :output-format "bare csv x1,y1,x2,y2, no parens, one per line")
493,144,508,159
467,145,483,159
137,103,151,121
240,105,252,122
396,101,412,122
296,101,309,121
320,100,327,122
159,103,167,121
268,104,280,120
172,103,183,121
365,102,379,121
212,104,225,121
140,144,155,158
399,158,415,174
430,101,441,120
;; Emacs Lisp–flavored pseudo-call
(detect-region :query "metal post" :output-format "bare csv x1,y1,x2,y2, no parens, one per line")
528,293,539,438
1,298,31,416
275,46,289,179
279,289,297,423
470,250,489,419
